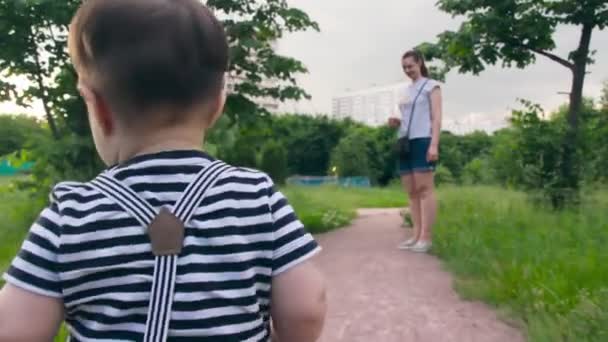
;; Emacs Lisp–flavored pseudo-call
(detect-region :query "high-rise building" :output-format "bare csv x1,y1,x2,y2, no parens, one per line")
331,82,405,126
224,38,281,113
226,75,280,113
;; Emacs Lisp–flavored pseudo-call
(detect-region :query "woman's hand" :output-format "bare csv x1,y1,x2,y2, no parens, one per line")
427,144,439,162
388,117,401,128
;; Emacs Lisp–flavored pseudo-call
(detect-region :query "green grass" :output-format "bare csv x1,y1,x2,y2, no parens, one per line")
0,175,22,185
433,186,608,342
282,185,406,234
0,176,39,280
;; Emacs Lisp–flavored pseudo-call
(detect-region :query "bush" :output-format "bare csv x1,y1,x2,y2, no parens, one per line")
369,126,399,185
223,135,259,169
435,165,455,187
462,157,495,185
508,101,576,208
260,140,288,185
271,115,353,176
330,131,372,178
13,133,104,204
0,114,45,156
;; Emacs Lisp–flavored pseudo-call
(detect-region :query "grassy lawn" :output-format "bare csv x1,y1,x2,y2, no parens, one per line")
0,176,39,281
434,186,608,341
282,185,406,234
0,175,22,186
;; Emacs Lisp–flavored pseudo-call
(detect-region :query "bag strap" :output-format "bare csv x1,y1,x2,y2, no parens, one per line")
404,79,430,139
90,160,232,342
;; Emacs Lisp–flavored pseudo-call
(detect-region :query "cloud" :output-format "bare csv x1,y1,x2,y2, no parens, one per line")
280,0,608,126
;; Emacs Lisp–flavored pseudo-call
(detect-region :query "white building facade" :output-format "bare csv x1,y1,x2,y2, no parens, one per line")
331,82,406,126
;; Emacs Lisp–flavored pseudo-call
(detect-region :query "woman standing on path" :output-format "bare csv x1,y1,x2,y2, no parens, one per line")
388,50,443,253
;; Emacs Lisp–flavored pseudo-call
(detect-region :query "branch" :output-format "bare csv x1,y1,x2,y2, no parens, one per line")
31,27,60,139
527,47,574,70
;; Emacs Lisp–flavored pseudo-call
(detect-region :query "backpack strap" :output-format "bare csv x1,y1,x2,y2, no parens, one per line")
90,160,232,342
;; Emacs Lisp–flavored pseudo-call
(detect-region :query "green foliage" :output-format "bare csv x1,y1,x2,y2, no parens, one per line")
223,135,259,169
54,326,69,342
508,101,577,207
439,130,493,182
462,157,494,185
0,0,320,200
420,0,605,202
0,176,46,281
489,128,520,187
579,102,608,184
209,114,397,185
330,130,372,179
368,126,399,185
434,186,608,341
0,0,319,131
434,165,455,187
0,114,45,156
24,134,104,198
260,140,288,185
270,114,352,176
419,0,603,75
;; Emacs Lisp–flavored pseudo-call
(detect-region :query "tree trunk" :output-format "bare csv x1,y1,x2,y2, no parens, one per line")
558,23,593,207
31,27,60,140
35,73,60,140
568,24,593,132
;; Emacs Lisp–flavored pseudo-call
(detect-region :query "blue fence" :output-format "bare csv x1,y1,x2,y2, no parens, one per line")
0,159,34,176
286,176,371,188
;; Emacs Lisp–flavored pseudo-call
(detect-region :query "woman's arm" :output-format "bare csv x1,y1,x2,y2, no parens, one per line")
427,86,443,162
429,87,443,147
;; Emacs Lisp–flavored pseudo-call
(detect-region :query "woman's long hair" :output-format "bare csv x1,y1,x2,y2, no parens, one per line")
402,50,429,78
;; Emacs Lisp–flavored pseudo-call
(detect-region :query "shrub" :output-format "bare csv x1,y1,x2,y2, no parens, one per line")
223,136,259,169
0,114,45,156
462,157,495,185
330,132,372,178
260,140,288,185
435,165,455,187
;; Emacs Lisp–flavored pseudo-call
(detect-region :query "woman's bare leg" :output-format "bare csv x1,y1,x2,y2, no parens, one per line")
413,171,437,242
401,174,422,241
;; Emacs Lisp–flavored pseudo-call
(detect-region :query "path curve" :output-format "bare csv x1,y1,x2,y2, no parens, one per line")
314,208,523,342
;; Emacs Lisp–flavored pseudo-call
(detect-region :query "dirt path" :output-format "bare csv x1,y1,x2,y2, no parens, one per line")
314,208,523,342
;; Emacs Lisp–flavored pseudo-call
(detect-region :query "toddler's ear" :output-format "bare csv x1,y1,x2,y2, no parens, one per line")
206,87,227,129
81,83,115,136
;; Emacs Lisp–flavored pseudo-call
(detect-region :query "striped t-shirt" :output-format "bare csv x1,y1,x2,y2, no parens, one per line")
3,150,321,341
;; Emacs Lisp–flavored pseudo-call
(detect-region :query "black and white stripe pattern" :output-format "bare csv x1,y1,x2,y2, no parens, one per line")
3,150,320,341
91,160,231,342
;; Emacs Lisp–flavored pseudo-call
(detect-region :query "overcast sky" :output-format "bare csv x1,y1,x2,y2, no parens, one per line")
2,0,607,131
278,0,608,130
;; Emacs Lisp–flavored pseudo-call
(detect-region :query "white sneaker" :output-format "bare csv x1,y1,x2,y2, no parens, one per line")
398,238,417,250
410,241,432,253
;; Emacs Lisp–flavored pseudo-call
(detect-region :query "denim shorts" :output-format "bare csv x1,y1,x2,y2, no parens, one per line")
398,137,436,175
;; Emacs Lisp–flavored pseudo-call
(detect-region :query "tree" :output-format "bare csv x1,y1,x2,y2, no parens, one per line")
260,140,288,185
0,114,45,156
330,131,372,179
0,0,318,185
419,0,608,199
271,114,351,176
601,80,608,110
